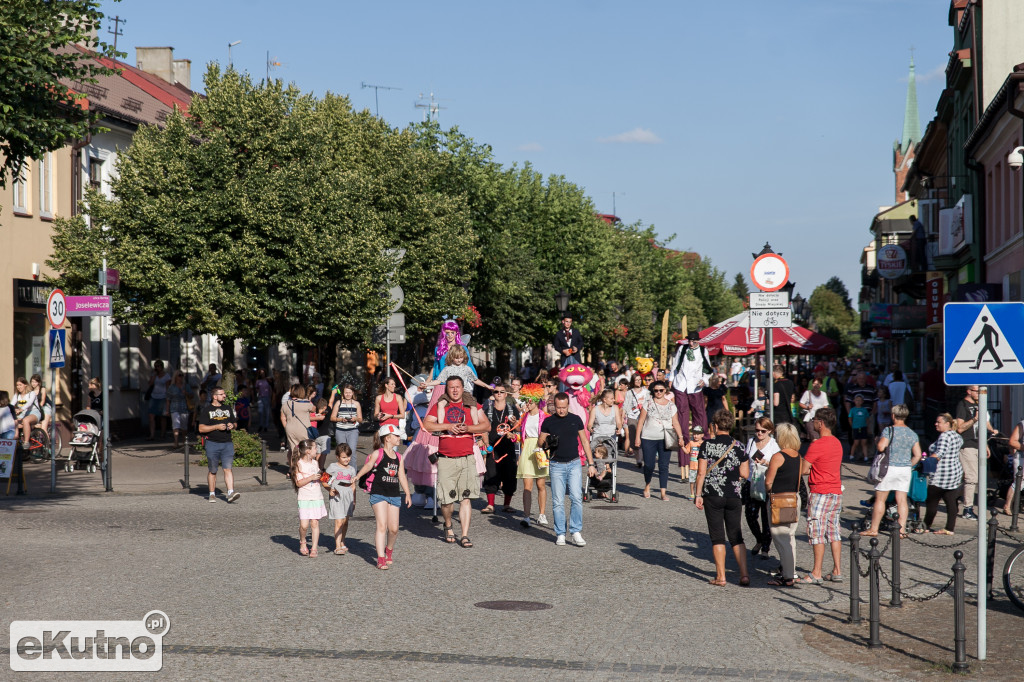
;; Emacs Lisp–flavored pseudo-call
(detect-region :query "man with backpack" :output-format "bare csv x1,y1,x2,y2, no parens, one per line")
668,331,713,433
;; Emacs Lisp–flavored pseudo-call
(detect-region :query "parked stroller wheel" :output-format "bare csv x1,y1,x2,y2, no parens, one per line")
610,494,618,503
64,463,71,473
88,464,95,473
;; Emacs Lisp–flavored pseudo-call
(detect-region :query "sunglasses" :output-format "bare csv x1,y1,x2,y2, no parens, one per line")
754,428,769,434
653,389,665,393
492,391,506,395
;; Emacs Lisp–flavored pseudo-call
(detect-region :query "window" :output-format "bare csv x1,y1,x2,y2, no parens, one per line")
88,157,103,191
38,153,53,219
119,324,142,389
12,164,29,214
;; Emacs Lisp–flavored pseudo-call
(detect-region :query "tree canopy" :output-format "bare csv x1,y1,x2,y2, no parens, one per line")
0,0,120,186
49,66,744,358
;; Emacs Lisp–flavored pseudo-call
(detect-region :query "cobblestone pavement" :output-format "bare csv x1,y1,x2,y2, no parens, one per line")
3,440,1021,679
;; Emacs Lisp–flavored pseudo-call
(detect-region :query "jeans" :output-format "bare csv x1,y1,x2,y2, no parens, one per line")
640,438,671,489
335,428,359,457
549,460,583,536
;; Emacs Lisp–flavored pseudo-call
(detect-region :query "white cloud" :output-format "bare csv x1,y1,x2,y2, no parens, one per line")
517,142,544,152
598,127,664,144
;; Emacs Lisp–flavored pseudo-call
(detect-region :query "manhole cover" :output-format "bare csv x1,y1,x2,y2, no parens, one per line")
474,600,552,612
591,505,638,510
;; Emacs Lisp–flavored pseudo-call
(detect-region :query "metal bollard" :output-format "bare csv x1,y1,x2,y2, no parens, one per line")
183,437,190,491
987,511,998,599
952,550,968,673
260,439,268,486
868,537,882,648
890,518,902,607
1011,456,1023,532
849,530,861,624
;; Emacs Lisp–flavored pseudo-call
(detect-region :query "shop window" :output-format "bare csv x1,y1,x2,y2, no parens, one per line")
38,153,53,219
119,324,141,389
13,312,47,380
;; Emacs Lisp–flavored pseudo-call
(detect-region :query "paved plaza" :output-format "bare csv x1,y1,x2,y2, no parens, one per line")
3,437,1023,679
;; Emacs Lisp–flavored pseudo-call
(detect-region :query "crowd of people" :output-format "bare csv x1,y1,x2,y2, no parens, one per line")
104,314,1024,579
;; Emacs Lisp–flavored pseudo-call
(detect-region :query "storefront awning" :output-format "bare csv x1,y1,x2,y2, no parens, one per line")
870,199,918,235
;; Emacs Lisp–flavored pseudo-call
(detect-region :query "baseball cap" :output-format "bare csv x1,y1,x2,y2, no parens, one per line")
377,424,402,438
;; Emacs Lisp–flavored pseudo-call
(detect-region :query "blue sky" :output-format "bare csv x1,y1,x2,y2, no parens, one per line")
99,0,952,310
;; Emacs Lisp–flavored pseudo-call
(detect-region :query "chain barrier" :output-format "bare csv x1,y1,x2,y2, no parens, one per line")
109,445,183,459
996,526,1024,541
857,534,892,561
904,532,978,549
876,563,955,602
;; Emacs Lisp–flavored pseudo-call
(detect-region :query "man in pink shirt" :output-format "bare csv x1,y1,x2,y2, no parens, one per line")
801,407,843,584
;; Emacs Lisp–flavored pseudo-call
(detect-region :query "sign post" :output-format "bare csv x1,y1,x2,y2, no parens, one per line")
101,259,112,492
47,291,67,494
943,301,1024,661
750,249,791,416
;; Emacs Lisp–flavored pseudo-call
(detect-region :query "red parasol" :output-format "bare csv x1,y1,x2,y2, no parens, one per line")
698,312,839,356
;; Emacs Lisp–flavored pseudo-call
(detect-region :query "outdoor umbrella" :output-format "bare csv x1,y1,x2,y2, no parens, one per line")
698,311,839,356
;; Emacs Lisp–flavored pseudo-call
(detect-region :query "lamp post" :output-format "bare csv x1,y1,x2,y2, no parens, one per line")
555,288,569,316
228,40,241,67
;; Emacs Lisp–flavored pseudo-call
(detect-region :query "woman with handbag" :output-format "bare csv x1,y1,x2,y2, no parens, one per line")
623,374,649,466
695,409,750,586
743,417,779,560
861,404,922,538
284,385,322,463
634,380,685,500
764,423,802,587
921,414,964,534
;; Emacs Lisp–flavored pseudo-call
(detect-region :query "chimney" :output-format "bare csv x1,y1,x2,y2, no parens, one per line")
135,47,175,84
172,59,191,89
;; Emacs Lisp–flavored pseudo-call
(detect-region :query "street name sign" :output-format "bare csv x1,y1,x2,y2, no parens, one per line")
66,295,112,316
749,291,790,309
748,308,793,328
943,302,1024,385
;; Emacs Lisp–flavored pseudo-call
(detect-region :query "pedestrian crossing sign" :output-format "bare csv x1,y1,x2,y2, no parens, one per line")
48,328,66,369
943,302,1024,386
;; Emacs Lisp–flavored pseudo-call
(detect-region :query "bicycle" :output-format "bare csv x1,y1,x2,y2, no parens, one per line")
1003,541,1024,612
17,427,63,463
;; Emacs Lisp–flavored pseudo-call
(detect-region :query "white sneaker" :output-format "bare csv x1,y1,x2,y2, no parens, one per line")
423,497,435,508
555,535,566,546
537,514,549,526
570,532,586,547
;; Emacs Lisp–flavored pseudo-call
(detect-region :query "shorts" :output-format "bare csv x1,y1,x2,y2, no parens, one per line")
436,455,480,505
806,492,842,545
170,412,189,431
688,468,697,484
205,440,235,473
148,398,167,416
875,465,912,492
852,427,867,440
369,494,401,508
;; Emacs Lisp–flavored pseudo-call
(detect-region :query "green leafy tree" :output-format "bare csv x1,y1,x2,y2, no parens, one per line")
680,257,743,327
731,272,749,304
48,67,426,347
823,275,853,311
0,0,120,186
810,285,857,355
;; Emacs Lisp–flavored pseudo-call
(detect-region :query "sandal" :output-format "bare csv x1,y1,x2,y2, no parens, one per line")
481,505,494,514
932,529,955,535
900,533,909,539
502,506,515,513
443,524,456,543
299,543,309,556
309,548,318,558
334,547,347,555
826,573,844,583
768,578,796,587
798,575,824,585
859,530,879,537
385,548,393,565
376,557,389,570
459,536,473,548
708,578,726,586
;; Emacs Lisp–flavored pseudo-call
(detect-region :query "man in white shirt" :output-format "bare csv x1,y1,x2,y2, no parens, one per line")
667,331,713,434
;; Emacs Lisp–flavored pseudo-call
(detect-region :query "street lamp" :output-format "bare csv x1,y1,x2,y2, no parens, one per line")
228,40,241,67
555,288,569,316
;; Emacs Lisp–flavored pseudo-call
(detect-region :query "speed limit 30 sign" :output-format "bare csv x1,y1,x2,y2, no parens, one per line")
47,289,66,328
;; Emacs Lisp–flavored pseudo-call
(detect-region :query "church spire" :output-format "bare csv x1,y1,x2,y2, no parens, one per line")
900,52,921,152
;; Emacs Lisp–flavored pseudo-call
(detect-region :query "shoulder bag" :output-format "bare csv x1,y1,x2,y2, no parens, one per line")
769,449,801,525
868,427,892,485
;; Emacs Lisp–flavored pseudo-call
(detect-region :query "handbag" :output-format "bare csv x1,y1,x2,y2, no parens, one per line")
289,400,319,440
922,456,938,475
750,462,768,502
868,428,892,485
664,428,679,450
770,492,799,525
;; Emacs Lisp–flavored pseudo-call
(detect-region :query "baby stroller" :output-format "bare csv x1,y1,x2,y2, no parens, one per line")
584,434,619,503
858,466,929,533
65,409,102,473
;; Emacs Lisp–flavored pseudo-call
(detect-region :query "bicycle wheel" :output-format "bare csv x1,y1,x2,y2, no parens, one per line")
50,429,63,459
1003,545,1024,612
29,428,50,461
